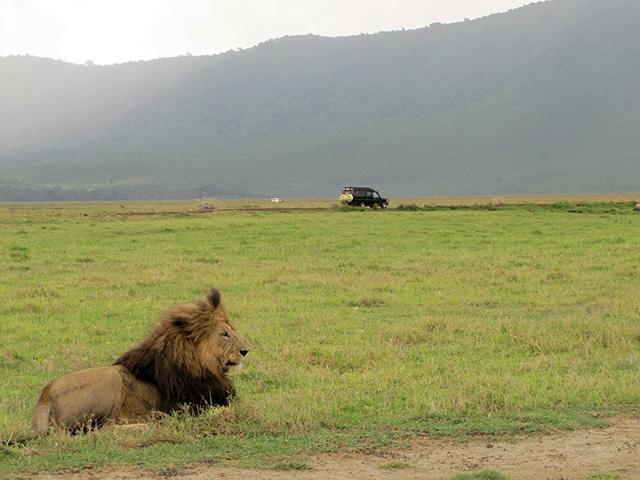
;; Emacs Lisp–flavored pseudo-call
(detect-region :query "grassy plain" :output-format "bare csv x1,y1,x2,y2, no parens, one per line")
1,197,639,476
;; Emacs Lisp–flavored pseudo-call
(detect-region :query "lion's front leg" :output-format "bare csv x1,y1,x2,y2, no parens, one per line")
114,365,166,423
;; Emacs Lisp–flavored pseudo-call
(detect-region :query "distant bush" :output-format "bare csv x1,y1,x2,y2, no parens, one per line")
196,197,217,210
550,201,577,212
396,203,423,211
548,201,639,214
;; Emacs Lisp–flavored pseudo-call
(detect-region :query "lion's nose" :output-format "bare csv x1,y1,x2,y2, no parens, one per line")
240,349,249,357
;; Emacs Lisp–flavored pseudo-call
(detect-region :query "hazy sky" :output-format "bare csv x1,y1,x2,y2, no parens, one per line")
1,0,532,65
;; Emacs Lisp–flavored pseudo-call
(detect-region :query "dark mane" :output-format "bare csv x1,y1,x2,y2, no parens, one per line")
114,288,236,410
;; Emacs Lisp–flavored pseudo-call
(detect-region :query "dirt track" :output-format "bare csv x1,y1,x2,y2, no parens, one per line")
30,417,639,480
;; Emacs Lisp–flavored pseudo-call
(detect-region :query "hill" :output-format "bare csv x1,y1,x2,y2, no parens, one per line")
0,0,639,201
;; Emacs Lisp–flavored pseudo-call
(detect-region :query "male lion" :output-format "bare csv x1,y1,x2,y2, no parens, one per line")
9,288,248,444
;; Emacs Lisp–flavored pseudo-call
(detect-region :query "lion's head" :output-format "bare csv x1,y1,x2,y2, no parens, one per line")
115,288,248,410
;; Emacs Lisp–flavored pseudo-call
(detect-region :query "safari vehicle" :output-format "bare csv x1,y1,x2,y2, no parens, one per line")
340,187,389,209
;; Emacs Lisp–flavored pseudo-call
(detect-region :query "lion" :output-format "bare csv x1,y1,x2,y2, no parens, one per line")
7,288,248,444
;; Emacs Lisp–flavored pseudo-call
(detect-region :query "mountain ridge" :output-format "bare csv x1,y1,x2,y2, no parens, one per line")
1,0,638,201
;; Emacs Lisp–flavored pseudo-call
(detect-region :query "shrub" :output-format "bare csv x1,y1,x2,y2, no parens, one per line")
196,197,217,210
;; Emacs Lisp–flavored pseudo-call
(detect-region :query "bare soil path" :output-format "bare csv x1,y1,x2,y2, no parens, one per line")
32,418,640,480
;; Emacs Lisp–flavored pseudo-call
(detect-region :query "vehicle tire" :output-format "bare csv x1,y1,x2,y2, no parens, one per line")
359,202,366,208
346,194,353,202
380,202,388,209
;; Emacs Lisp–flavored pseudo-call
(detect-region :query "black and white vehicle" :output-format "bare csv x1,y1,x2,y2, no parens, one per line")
340,187,389,209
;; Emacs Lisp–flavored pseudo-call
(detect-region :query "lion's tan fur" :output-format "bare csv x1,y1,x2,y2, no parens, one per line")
14,288,247,443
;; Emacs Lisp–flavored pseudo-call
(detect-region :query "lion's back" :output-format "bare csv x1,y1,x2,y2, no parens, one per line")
36,366,126,431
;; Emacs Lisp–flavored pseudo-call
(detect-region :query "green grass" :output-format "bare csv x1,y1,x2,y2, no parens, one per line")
583,473,621,480
451,470,512,480
380,460,414,470
1,200,639,476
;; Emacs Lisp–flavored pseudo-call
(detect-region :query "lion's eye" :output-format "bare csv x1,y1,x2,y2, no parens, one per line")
222,331,231,338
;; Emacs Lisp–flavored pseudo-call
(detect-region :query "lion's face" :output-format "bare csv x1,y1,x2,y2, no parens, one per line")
214,321,248,372
196,318,249,375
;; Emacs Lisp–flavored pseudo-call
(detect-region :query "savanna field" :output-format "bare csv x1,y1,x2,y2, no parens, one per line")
1,196,639,476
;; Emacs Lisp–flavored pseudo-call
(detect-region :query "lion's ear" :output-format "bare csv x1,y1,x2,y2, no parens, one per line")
207,288,222,309
173,316,189,329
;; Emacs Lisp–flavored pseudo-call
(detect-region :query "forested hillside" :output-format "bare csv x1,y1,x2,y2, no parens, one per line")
1,0,638,201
